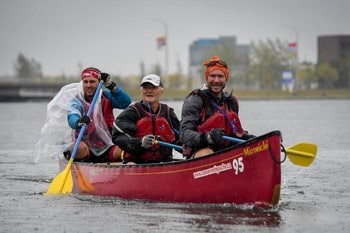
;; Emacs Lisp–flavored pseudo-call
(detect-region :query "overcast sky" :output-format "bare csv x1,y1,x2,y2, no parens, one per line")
1,0,349,77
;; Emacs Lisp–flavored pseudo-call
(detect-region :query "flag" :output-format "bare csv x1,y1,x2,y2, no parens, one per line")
288,42,297,58
156,36,166,49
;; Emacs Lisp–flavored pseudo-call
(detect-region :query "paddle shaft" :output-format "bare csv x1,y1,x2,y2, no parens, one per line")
155,137,244,152
156,140,183,151
223,136,245,144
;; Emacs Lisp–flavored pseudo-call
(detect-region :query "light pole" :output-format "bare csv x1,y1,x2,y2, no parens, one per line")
151,18,169,75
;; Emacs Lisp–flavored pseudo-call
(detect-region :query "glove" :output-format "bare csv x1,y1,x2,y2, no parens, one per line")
242,132,256,140
77,115,91,128
100,72,111,86
141,135,155,149
100,72,116,90
205,128,224,146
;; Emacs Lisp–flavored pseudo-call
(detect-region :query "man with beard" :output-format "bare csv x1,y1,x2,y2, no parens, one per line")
180,56,254,159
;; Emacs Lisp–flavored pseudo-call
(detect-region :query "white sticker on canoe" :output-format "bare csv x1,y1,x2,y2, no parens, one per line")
193,157,244,179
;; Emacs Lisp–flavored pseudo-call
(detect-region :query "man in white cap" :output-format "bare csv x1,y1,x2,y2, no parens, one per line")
112,74,180,164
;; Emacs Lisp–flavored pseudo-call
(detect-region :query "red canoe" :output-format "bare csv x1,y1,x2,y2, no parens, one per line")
60,131,282,206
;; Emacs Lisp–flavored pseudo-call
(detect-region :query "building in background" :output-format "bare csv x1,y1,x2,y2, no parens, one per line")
318,35,350,88
188,36,249,89
318,35,350,63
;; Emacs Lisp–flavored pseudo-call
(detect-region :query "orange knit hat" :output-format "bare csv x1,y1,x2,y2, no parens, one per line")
203,56,229,81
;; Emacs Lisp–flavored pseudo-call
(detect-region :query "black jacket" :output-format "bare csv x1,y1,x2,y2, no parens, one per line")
112,101,180,162
179,87,240,151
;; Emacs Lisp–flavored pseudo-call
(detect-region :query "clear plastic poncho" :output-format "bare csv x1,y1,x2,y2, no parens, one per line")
35,81,113,162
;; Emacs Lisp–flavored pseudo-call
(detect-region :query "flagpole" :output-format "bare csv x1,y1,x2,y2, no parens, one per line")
282,24,299,90
151,18,169,75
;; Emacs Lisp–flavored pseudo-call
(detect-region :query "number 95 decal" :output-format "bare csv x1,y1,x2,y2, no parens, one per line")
232,157,244,175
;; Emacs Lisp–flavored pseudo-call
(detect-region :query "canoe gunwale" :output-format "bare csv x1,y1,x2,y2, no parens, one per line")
61,130,282,168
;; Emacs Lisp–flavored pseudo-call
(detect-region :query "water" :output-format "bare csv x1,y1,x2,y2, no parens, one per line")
0,99,349,233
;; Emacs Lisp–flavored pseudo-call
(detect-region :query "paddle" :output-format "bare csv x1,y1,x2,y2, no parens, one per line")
222,136,317,167
155,136,317,167
45,81,103,195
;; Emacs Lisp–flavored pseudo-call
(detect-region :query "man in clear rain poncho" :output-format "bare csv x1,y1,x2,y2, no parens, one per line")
35,67,131,163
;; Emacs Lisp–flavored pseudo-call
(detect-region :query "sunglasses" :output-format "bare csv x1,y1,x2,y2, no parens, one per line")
206,60,228,68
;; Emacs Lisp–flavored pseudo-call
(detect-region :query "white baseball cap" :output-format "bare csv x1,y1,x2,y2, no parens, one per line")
140,74,163,87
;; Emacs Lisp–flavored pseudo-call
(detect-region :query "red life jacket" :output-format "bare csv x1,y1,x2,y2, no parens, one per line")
197,104,245,137
101,97,115,131
124,102,175,162
192,89,244,137
75,95,114,152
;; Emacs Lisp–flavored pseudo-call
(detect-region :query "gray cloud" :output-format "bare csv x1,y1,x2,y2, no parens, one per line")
1,0,349,76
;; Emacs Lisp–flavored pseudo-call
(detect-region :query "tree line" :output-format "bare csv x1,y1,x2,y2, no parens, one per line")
202,38,349,90
13,39,350,89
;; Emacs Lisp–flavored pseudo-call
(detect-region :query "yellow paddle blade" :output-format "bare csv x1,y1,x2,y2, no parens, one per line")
76,166,95,193
44,159,74,195
285,143,317,167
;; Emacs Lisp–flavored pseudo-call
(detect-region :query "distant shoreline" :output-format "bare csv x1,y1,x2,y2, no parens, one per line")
129,88,350,101
1,79,349,101
0,86,349,102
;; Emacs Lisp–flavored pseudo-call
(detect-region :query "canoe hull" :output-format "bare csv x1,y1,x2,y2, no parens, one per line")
61,131,282,206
